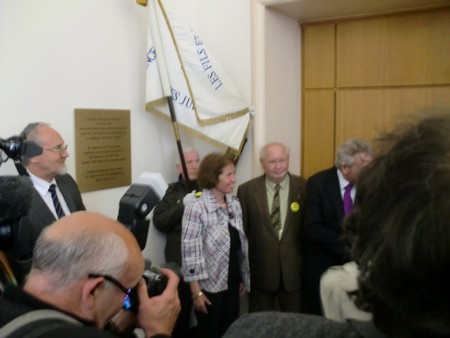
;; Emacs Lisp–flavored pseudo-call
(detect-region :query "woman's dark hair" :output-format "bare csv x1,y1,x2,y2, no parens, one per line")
197,152,235,189
349,112,450,338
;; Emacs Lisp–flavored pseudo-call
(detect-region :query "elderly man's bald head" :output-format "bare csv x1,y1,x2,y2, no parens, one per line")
46,211,139,246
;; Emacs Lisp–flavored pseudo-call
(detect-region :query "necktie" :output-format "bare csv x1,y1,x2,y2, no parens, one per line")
343,183,353,215
49,184,65,219
270,184,281,232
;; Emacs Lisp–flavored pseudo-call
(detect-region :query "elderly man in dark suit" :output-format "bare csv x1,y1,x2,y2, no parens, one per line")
12,122,85,282
302,138,371,315
237,142,306,313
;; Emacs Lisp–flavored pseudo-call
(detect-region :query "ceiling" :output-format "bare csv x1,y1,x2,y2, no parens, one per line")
260,0,450,22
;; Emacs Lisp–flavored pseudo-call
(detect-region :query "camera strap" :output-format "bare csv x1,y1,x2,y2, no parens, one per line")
0,309,82,338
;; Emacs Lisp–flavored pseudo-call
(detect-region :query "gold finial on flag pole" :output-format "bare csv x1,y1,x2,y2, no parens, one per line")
136,0,147,6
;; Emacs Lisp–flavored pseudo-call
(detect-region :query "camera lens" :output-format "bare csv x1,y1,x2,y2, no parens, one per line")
143,267,168,297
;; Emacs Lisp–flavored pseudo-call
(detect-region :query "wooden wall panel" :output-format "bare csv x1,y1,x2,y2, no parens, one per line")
337,9,450,87
301,7,450,177
303,23,335,89
335,86,450,145
302,90,335,178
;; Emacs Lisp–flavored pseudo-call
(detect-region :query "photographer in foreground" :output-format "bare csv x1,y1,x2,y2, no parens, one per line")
0,211,180,338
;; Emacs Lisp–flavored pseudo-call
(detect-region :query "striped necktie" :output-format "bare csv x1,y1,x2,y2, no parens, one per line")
270,184,281,232
49,183,65,219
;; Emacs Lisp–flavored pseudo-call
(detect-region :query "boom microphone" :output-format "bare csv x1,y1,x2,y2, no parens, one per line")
0,176,34,223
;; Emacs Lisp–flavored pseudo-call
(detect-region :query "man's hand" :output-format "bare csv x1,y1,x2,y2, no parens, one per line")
183,190,197,206
137,267,181,337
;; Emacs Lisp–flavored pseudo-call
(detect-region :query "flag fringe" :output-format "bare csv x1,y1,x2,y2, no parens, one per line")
148,107,249,157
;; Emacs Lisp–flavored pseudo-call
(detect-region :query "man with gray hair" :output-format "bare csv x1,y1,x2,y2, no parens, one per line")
302,138,371,315
237,142,306,313
11,122,85,284
0,211,180,337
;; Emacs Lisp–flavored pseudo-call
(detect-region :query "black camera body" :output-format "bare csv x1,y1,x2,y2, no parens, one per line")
143,261,181,297
144,264,168,297
124,262,173,313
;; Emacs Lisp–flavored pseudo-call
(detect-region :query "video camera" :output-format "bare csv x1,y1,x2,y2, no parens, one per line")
0,134,43,164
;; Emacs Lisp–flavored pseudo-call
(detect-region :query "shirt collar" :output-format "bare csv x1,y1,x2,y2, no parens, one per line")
27,170,56,197
337,168,351,190
265,173,290,191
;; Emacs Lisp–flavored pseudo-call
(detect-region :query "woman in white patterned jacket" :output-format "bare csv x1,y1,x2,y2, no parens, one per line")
181,152,250,338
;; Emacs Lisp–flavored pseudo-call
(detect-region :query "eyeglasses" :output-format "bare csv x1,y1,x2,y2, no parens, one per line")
88,273,139,312
265,158,287,166
44,144,68,154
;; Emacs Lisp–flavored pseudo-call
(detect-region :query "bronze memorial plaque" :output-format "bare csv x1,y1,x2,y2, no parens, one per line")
75,109,131,193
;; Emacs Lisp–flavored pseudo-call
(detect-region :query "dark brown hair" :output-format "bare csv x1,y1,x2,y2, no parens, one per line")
197,152,235,189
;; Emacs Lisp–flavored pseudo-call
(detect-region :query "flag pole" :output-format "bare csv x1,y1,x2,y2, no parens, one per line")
149,0,192,191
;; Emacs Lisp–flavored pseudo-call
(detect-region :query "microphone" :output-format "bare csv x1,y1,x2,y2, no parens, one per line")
229,212,235,219
0,176,34,256
0,176,34,224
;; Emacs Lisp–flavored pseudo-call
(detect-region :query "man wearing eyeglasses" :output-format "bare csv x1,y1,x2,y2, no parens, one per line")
0,211,180,337
12,122,85,284
237,142,306,313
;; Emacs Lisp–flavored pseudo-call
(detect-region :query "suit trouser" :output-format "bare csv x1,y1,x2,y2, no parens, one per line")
249,272,302,313
172,280,196,338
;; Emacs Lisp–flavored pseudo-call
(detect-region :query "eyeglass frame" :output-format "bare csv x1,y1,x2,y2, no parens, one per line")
265,158,288,166
88,273,139,312
44,144,68,154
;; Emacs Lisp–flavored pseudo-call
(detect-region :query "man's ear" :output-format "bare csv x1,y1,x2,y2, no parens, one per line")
81,277,104,312
176,163,183,175
28,156,40,164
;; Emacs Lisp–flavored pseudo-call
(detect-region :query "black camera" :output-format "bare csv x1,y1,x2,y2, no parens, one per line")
144,260,182,298
123,261,181,313
144,264,168,297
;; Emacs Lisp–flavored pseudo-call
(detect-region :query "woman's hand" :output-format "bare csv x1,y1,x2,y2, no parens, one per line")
193,292,211,314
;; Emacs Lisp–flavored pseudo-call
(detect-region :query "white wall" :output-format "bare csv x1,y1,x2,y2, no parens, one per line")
0,0,301,260
252,0,301,177
0,0,253,206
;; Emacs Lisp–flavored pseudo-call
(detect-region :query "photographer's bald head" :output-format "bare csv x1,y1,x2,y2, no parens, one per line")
19,211,180,337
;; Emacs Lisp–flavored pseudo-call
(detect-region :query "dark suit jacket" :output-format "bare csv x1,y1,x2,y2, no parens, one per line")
237,173,306,292
302,167,350,314
12,174,85,282
153,177,199,266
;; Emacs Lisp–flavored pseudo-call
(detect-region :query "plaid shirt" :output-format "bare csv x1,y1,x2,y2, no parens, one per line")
181,189,250,293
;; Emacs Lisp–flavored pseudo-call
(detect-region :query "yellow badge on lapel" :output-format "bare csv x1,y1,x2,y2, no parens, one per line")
291,202,300,213
195,191,202,198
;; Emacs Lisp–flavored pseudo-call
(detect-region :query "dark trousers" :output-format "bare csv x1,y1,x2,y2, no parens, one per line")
249,273,302,313
195,288,240,338
172,281,196,338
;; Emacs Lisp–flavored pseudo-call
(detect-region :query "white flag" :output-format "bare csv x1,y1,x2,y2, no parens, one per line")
145,0,250,155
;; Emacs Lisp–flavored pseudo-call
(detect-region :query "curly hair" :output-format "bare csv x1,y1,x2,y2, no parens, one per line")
197,152,235,189
347,111,450,337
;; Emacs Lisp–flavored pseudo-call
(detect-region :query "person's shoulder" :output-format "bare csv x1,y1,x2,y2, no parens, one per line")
308,167,337,182
55,173,78,185
288,173,306,184
224,312,365,338
45,324,118,337
238,175,264,190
